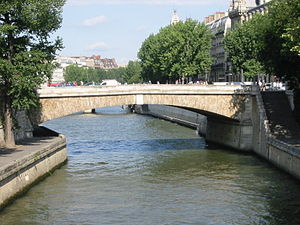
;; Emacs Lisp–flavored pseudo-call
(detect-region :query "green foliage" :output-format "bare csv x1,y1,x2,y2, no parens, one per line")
224,14,266,78
224,0,300,87
282,26,300,56
242,59,264,79
0,0,65,146
138,19,212,83
105,67,126,83
64,61,143,84
0,0,65,110
64,65,127,84
261,0,300,87
124,61,142,84
64,65,98,83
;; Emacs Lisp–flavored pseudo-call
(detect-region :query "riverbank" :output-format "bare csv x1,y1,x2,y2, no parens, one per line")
0,133,67,210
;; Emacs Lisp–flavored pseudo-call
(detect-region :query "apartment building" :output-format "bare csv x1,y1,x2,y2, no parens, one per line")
205,13,231,82
206,0,271,82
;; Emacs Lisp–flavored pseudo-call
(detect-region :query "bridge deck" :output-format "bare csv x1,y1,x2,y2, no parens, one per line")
38,84,254,98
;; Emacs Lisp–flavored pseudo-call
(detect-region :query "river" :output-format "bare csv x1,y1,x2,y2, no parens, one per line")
1,106,300,225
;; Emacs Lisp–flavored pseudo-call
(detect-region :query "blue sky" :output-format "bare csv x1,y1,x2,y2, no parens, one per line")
56,0,230,65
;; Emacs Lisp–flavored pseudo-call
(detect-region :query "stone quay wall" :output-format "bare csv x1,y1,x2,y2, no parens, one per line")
134,104,207,135
253,90,300,180
0,135,67,209
134,92,300,180
135,103,253,151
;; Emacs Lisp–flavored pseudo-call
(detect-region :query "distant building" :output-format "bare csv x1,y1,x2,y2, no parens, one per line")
88,55,118,69
171,10,180,25
229,0,271,29
204,12,226,24
205,12,231,82
52,56,88,82
51,55,118,82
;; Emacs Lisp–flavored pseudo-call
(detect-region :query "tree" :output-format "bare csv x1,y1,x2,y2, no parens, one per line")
0,0,65,147
224,0,300,86
282,26,300,57
64,65,127,84
104,67,126,83
64,65,86,83
260,0,300,88
224,14,266,79
138,19,212,83
124,61,142,84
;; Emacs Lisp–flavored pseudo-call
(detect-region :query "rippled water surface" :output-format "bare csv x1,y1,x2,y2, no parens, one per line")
1,106,300,225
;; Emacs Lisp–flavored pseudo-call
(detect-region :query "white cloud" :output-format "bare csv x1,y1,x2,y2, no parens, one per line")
136,26,146,31
86,42,109,51
67,0,227,6
82,16,107,27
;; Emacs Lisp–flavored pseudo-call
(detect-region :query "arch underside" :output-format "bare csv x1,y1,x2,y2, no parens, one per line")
39,94,246,123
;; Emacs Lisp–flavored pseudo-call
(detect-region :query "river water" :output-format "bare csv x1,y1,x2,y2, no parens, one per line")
1,106,300,225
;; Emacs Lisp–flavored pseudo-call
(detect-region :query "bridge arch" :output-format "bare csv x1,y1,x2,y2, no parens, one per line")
38,85,253,123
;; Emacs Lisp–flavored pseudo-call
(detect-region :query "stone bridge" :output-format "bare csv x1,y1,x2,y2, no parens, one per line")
37,84,258,152
38,84,255,123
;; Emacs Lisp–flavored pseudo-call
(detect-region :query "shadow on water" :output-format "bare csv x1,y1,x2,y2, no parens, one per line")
90,106,132,115
69,138,206,153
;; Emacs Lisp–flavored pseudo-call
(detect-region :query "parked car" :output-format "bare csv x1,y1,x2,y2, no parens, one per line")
100,79,120,86
84,82,100,86
228,82,246,86
47,81,61,87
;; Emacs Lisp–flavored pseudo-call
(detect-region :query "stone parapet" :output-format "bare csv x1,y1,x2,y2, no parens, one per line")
38,85,254,98
268,138,300,180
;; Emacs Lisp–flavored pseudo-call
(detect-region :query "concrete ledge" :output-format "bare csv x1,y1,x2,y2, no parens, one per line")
0,135,67,209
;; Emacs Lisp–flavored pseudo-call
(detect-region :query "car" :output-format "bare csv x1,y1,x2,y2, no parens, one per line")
84,82,100,86
47,82,61,87
228,82,246,86
100,79,120,86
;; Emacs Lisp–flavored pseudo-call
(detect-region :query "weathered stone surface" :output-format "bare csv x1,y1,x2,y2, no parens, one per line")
38,85,253,123
0,135,67,209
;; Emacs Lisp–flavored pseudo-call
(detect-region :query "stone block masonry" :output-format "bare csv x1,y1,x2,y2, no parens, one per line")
135,95,300,181
0,135,67,209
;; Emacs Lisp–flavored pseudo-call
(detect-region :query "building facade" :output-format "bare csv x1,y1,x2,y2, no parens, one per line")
205,13,231,82
206,0,271,82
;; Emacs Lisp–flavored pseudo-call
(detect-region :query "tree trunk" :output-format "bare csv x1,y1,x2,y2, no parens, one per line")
3,14,16,148
3,95,15,148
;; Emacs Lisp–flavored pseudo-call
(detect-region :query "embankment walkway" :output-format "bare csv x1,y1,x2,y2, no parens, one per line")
0,135,67,209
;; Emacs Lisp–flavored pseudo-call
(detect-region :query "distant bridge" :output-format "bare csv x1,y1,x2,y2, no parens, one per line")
38,84,255,123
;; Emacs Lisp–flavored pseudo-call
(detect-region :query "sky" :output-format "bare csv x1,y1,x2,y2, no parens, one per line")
56,0,230,65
